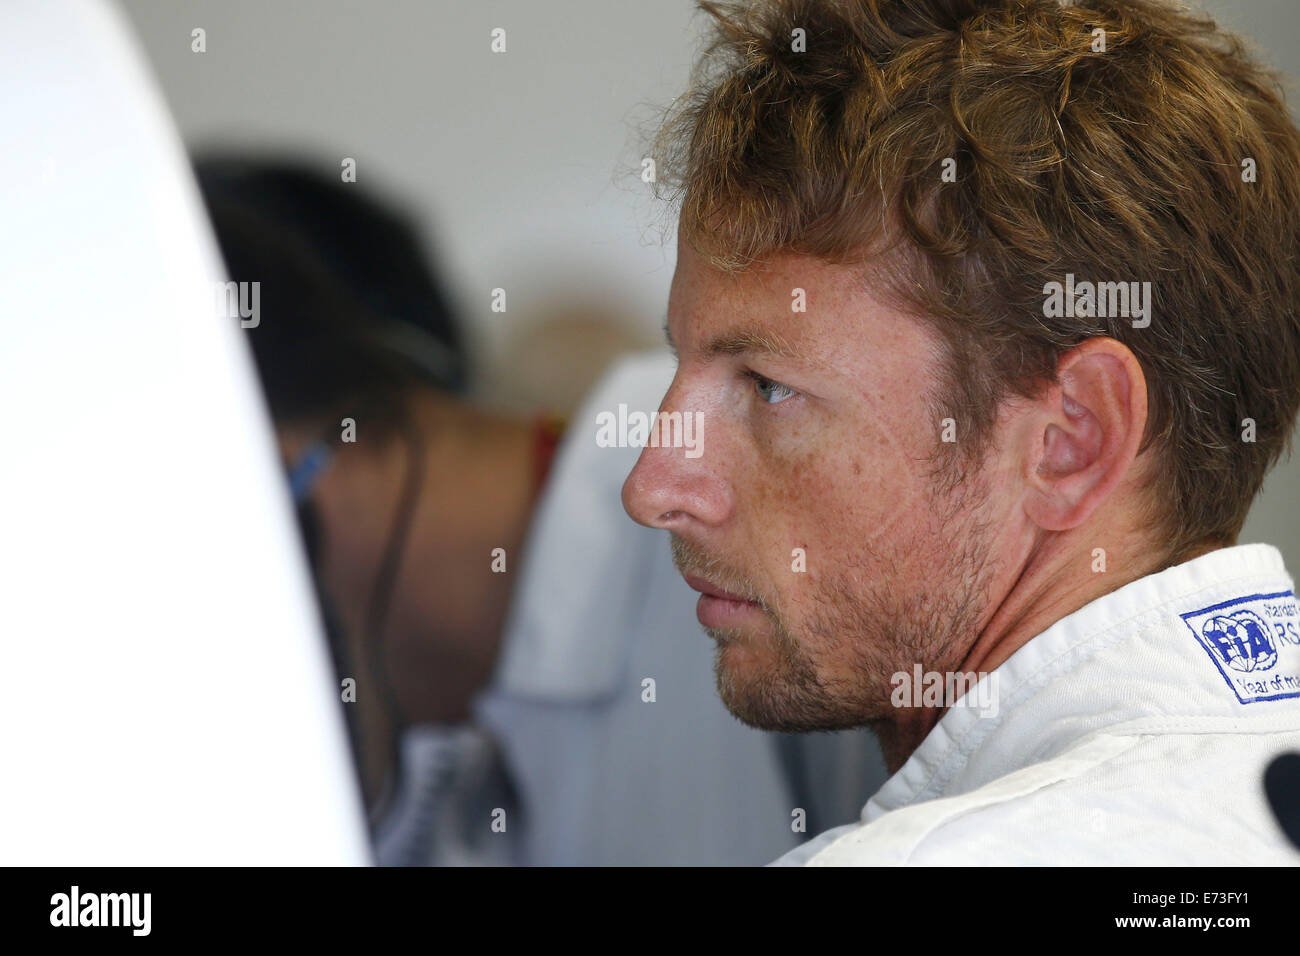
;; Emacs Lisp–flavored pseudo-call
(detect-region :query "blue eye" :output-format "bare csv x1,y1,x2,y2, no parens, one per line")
748,371,796,405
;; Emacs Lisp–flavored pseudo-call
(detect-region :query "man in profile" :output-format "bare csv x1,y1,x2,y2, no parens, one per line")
624,0,1300,863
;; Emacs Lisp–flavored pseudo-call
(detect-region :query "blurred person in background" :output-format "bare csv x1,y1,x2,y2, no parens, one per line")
196,158,889,865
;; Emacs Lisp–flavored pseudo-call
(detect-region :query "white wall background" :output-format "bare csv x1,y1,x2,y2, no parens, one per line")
115,0,1299,571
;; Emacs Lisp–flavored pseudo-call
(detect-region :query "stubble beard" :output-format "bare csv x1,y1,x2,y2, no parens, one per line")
672,467,997,735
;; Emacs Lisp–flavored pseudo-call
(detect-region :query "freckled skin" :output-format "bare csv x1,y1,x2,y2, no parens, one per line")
623,235,1163,771
623,238,1017,741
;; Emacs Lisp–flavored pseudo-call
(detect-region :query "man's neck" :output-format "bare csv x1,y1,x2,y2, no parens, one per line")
280,390,538,800
385,392,536,724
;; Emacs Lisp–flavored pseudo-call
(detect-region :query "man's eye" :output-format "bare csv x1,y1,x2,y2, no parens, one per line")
746,371,797,405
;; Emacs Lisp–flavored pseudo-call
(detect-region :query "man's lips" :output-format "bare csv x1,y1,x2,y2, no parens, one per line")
681,574,753,602
681,573,764,628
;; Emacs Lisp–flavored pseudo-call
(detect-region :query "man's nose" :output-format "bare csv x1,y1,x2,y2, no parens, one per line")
621,413,731,532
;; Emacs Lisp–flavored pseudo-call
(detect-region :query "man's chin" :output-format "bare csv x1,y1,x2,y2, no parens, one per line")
710,635,868,733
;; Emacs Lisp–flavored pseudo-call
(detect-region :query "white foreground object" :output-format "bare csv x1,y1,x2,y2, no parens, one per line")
0,0,368,864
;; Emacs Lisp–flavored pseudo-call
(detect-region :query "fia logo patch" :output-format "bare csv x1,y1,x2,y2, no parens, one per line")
1180,590,1300,704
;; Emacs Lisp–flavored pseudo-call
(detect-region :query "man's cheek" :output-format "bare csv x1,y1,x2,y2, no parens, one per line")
744,449,813,522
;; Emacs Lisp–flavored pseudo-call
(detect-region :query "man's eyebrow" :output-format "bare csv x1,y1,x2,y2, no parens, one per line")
703,326,804,361
663,317,805,362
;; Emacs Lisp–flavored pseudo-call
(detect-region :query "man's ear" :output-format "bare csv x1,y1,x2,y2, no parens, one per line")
1022,337,1149,532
